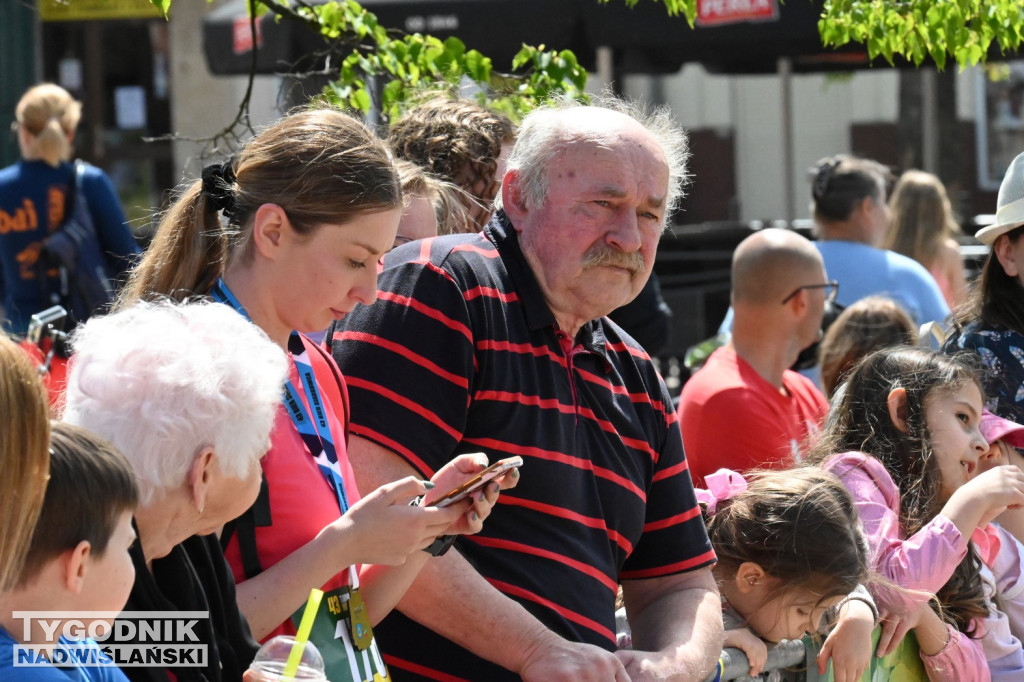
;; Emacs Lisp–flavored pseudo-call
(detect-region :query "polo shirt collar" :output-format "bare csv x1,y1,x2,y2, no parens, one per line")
485,211,613,364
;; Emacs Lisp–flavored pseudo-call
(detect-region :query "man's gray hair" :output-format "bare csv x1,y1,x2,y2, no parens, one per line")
495,93,690,220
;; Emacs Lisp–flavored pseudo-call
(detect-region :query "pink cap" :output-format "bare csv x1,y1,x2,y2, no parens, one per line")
981,409,1024,448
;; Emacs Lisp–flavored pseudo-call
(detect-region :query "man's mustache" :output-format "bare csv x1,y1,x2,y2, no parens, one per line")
582,246,645,279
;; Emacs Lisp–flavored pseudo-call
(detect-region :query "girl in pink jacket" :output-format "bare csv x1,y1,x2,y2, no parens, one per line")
810,347,1024,681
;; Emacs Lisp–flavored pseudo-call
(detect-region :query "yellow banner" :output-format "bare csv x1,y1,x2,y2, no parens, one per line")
40,0,164,22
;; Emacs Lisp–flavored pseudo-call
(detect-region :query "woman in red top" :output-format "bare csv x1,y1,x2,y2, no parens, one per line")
118,107,508,677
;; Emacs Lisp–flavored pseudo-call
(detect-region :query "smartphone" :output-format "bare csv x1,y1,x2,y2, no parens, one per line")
428,456,523,508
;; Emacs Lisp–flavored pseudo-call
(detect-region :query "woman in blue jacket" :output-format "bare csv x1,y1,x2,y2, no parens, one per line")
0,83,139,334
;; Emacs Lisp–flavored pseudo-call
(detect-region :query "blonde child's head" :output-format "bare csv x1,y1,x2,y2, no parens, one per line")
15,83,81,167
818,296,917,399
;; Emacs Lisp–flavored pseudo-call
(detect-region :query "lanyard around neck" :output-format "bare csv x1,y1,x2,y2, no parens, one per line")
209,279,349,513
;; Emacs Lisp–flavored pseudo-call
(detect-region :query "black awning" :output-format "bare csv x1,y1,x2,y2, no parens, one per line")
201,0,588,76
581,0,876,74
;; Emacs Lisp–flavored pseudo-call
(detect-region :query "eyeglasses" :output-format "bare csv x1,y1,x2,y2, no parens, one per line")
781,280,839,305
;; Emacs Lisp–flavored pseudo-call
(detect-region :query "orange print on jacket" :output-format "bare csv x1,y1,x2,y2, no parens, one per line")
0,198,39,234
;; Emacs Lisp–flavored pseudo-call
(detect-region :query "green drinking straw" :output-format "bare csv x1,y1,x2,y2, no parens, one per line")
283,587,324,680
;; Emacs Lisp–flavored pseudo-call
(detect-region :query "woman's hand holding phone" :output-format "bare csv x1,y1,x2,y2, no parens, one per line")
425,453,522,536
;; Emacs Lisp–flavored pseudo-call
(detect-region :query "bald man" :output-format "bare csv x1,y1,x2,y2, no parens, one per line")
677,228,830,487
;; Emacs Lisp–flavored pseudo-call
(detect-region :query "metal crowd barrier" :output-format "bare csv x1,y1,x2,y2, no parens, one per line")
705,640,807,681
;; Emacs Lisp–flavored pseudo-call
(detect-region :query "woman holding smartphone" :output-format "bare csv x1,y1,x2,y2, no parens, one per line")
118,106,512,681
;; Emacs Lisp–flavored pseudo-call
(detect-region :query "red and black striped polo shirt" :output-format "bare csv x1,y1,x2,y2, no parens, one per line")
328,212,714,681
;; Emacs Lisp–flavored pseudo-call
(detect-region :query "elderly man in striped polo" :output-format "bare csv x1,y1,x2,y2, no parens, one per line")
327,95,721,682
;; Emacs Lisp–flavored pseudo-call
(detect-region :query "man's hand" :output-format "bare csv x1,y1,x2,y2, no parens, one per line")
520,633,630,682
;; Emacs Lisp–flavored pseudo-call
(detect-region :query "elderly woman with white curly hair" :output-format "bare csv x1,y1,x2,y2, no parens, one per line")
61,299,288,682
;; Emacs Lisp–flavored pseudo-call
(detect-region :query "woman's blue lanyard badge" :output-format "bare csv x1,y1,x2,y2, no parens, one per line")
209,278,349,514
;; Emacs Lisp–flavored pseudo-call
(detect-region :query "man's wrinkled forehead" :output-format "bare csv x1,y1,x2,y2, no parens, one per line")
552,132,669,200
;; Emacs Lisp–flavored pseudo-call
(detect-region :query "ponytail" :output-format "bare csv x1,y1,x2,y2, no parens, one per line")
31,118,72,167
15,84,81,167
0,333,51,591
119,106,400,305
117,181,234,308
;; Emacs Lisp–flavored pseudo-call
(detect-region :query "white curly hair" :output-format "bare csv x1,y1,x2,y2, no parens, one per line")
61,300,287,505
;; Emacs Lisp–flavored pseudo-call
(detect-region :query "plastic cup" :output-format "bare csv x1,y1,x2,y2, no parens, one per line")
247,635,327,682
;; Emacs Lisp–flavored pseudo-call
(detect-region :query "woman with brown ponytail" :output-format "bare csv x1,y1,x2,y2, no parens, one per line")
118,106,513,682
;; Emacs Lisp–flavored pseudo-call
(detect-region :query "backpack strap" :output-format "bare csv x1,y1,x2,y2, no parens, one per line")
220,334,349,579
220,472,271,580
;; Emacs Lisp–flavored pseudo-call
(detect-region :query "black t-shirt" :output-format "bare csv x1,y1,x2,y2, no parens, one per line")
118,521,258,682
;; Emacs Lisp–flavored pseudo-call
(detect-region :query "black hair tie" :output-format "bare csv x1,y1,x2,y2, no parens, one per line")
201,161,237,217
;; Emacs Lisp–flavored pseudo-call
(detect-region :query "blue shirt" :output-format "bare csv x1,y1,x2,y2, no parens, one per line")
0,626,128,682
0,160,139,333
718,240,950,332
814,240,950,327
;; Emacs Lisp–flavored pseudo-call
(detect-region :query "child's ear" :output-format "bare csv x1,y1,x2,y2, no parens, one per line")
187,445,216,515
735,562,767,594
887,387,910,433
63,541,91,594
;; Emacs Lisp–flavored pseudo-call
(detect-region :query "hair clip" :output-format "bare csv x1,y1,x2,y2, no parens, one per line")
811,158,841,200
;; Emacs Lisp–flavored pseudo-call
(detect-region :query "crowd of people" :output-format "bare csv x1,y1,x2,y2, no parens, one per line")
3,77,1024,682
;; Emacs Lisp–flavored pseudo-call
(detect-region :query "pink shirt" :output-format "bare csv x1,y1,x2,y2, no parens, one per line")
824,452,990,681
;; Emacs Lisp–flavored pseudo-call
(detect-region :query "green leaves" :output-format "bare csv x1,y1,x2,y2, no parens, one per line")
150,0,171,17
185,0,587,122
816,0,1024,69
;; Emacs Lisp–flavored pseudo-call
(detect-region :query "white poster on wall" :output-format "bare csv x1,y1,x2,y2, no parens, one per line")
114,86,147,130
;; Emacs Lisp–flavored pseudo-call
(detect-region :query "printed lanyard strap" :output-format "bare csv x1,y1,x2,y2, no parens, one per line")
210,279,349,513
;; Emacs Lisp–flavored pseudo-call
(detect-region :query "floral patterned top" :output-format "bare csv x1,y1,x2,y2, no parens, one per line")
944,321,1024,424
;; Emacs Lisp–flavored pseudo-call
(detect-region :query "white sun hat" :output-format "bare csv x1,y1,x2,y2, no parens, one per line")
975,151,1024,245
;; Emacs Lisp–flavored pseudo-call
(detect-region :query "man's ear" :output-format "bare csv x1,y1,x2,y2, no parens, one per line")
250,203,290,260
781,287,806,317
994,233,1020,279
63,541,91,594
735,562,767,594
500,170,528,223
187,446,216,515
887,387,910,433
